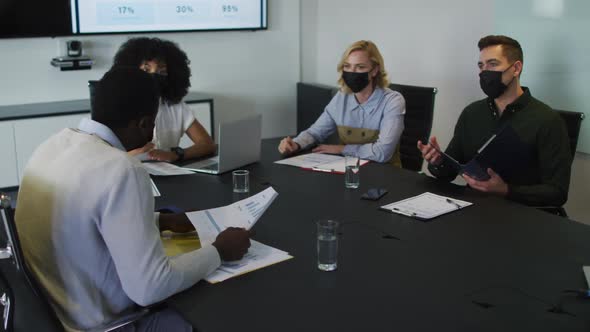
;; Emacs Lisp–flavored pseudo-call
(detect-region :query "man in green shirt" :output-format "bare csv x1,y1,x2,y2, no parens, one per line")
418,35,571,207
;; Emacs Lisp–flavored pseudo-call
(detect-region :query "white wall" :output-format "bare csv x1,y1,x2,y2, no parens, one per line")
493,0,590,223
494,0,590,154
0,0,300,139
300,0,589,223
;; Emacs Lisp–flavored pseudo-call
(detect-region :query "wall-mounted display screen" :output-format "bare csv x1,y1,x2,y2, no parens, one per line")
72,0,267,34
0,0,267,38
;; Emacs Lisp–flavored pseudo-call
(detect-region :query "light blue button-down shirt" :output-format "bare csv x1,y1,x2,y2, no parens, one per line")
78,118,126,151
17,119,221,331
293,87,405,163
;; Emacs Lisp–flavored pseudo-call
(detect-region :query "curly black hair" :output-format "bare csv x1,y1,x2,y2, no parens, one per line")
112,37,191,104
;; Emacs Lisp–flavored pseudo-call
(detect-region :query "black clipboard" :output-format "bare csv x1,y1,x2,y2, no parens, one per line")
433,125,532,181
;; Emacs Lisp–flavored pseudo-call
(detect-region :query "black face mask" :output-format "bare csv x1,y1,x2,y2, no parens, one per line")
342,71,370,93
151,73,169,100
479,63,516,99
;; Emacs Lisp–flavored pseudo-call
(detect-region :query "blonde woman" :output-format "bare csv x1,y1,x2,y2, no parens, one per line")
278,40,405,164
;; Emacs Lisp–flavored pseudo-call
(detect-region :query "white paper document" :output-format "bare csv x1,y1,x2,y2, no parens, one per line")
274,153,369,173
205,240,293,283
150,179,161,197
135,152,150,162
583,266,590,287
186,187,279,245
380,192,472,220
142,162,195,176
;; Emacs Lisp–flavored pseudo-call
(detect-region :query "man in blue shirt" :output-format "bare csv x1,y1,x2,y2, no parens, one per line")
16,67,251,331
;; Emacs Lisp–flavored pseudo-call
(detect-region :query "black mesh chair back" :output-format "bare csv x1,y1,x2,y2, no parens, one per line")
296,82,340,144
536,111,584,218
389,83,437,171
88,80,99,118
0,269,14,332
0,195,63,331
555,110,585,159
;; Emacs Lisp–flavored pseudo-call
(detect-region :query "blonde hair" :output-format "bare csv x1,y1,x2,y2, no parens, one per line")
337,40,389,93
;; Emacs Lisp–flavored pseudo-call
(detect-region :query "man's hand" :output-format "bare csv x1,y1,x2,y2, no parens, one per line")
462,168,509,196
417,137,443,166
148,149,178,162
312,144,345,155
278,136,300,155
128,142,155,156
212,227,252,261
159,213,195,233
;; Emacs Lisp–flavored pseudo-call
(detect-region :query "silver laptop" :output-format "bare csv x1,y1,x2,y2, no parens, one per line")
183,114,262,174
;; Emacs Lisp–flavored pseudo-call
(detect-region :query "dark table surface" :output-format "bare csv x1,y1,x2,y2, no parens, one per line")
154,138,590,332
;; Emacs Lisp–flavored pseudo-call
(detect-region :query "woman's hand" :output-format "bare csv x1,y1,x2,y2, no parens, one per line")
128,142,155,156
148,149,178,162
312,144,344,155
278,136,300,155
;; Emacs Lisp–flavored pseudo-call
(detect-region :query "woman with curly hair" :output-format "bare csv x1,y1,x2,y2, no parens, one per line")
112,37,215,162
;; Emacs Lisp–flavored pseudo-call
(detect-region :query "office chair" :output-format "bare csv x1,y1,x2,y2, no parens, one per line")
296,82,340,144
0,194,149,332
537,110,585,218
556,110,585,159
389,83,437,171
0,270,14,332
88,80,99,118
0,193,62,332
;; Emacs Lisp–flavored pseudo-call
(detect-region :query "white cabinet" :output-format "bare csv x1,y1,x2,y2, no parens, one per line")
0,122,18,188
0,93,212,189
13,114,88,183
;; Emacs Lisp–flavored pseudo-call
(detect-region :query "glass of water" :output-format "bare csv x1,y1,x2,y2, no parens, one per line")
232,170,249,193
344,156,360,189
317,219,339,271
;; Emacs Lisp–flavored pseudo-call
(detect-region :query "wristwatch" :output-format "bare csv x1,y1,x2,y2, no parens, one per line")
170,146,185,161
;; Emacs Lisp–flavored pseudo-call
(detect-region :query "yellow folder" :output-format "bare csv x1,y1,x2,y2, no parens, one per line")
160,231,201,256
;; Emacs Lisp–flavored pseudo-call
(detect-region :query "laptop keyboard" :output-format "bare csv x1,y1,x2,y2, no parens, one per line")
201,163,219,170
186,157,219,169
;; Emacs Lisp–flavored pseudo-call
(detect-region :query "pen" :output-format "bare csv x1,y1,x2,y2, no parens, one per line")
445,198,462,210
311,167,334,173
563,289,590,298
392,207,418,217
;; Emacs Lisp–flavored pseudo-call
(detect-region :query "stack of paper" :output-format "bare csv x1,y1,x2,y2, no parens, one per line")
150,179,161,197
186,187,278,245
186,187,292,283
143,162,195,176
206,240,292,283
584,266,590,287
380,192,472,220
274,153,369,173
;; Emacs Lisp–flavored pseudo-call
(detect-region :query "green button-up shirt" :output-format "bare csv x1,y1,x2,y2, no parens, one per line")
429,88,572,206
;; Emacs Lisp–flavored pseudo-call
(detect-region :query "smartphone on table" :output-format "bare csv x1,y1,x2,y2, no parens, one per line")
361,188,388,201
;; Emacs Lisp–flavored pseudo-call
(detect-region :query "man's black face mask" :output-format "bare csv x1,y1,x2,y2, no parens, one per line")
479,63,516,99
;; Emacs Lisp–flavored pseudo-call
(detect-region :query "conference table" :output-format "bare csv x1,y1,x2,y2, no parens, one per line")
154,138,590,332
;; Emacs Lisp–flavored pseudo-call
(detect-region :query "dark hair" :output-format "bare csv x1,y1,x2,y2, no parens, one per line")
112,37,191,104
478,35,523,64
92,67,160,128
